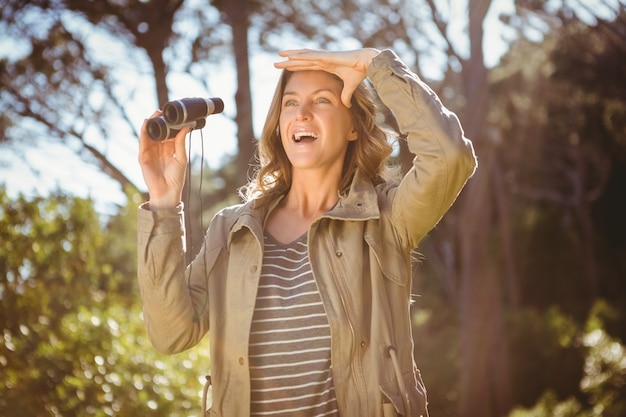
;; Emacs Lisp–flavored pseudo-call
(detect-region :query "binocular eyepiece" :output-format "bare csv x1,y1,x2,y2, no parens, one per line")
146,97,224,141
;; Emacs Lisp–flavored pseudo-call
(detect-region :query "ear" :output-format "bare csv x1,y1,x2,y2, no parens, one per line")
348,126,358,142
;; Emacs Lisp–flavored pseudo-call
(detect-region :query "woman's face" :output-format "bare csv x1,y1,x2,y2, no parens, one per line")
278,70,357,174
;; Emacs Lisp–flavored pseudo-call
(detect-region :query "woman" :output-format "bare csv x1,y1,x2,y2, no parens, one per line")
137,48,476,417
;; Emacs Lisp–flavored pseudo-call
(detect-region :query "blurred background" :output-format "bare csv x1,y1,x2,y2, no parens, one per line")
1,0,625,416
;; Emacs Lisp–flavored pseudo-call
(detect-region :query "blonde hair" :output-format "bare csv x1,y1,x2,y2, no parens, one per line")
240,69,399,205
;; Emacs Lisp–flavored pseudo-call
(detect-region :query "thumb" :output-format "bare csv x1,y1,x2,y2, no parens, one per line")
341,80,360,108
173,128,190,163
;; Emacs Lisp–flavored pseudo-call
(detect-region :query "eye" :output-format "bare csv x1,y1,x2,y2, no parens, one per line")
283,99,297,107
316,97,331,104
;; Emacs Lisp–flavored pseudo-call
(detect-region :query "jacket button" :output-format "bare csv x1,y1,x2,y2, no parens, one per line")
361,341,366,348
239,357,244,365
335,251,342,257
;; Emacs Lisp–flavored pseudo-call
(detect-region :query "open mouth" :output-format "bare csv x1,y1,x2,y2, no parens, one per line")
293,131,319,143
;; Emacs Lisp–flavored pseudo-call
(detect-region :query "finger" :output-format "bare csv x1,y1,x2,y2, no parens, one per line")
173,127,189,164
341,80,361,108
273,61,327,71
278,49,320,58
275,50,332,68
140,111,161,135
341,91,352,108
139,111,162,152
341,86,355,108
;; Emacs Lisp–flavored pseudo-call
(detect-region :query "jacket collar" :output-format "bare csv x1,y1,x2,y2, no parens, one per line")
234,168,381,235
327,169,381,221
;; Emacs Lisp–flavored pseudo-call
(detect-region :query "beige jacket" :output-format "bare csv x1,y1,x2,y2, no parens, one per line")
137,50,477,417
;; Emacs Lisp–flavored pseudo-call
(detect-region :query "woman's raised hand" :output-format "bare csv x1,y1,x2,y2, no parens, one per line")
274,48,380,108
138,111,189,210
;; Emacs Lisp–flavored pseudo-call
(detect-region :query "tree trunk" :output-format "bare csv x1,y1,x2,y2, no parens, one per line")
493,155,520,310
458,149,513,417
227,0,256,187
457,0,513,416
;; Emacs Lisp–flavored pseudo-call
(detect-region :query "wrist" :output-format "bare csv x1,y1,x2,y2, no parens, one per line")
148,196,181,211
362,48,380,66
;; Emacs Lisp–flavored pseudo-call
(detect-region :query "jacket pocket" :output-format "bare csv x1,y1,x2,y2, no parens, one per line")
383,402,399,417
365,233,410,287
380,370,428,417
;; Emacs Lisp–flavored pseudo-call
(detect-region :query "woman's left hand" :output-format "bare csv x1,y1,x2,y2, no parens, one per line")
274,48,380,108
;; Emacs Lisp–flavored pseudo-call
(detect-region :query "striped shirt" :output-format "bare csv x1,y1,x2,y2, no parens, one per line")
248,232,339,417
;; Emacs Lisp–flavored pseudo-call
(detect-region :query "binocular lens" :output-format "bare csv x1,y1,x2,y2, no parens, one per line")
146,117,207,141
146,97,223,141
163,98,224,125
147,117,169,142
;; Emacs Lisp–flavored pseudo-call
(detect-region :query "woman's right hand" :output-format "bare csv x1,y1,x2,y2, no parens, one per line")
138,111,189,210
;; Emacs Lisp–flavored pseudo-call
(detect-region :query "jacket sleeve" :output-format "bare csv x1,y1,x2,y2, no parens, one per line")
136,203,211,354
367,49,477,248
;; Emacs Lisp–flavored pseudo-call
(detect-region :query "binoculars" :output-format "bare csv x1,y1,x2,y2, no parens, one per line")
147,97,224,141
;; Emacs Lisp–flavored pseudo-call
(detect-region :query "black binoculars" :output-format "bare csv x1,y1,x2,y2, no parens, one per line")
146,97,224,141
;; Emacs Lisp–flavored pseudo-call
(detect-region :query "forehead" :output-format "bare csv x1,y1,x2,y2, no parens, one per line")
283,70,343,95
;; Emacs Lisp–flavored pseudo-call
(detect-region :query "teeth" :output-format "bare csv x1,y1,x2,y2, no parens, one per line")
293,132,318,142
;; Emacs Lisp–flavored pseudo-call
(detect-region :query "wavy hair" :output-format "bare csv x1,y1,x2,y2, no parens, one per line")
240,69,399,205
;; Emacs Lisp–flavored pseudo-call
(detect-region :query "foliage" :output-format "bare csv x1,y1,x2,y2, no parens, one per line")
0,187,209,416
507,301,626,417
507,307,584,407
411,277,461,417
492,7,626,316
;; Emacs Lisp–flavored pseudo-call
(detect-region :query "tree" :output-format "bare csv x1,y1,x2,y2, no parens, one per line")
0,0,168,195
482,2,626,412
453,1,517,414
0,187,210,416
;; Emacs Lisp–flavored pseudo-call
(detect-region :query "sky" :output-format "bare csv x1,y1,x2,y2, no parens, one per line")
0,0,533,214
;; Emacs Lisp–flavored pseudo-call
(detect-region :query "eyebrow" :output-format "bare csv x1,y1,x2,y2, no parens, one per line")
282,88,337,97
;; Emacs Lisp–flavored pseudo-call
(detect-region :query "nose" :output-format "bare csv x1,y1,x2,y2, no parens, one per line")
295,102,312,121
